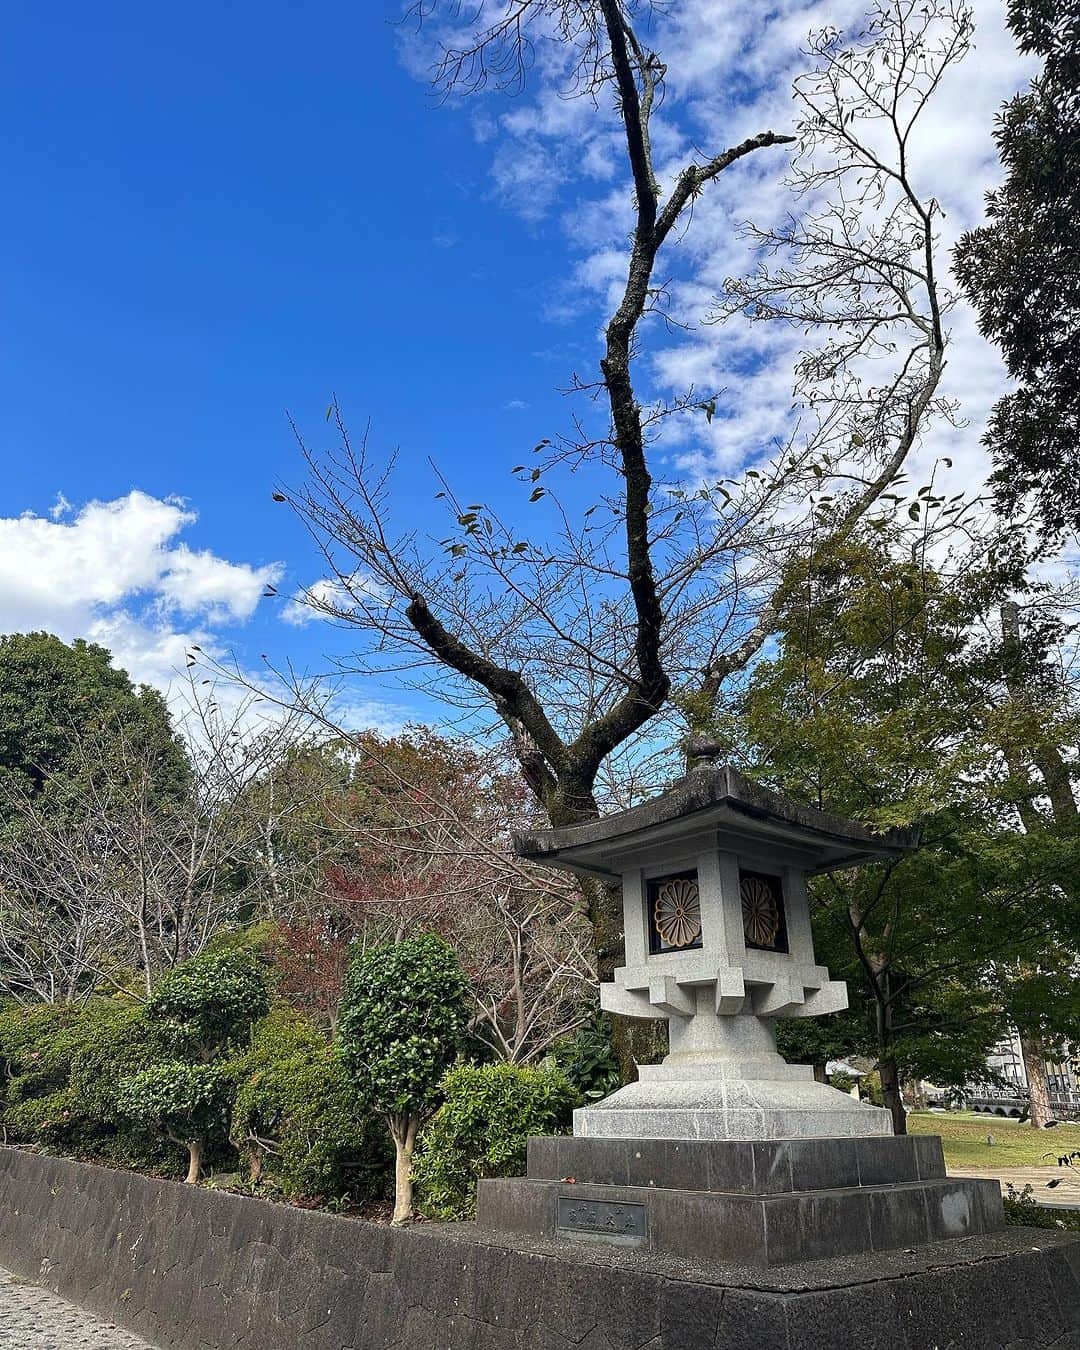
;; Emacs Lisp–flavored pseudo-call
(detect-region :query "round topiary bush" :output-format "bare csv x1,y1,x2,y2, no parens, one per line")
147,950,270,1060
230,1004,389,1201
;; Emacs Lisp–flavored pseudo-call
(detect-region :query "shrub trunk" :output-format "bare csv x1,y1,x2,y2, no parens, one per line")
389,1114,418,1224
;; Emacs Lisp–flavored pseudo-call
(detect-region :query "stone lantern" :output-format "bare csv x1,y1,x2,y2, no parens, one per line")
514,764,905,1142
477,765,1004,1267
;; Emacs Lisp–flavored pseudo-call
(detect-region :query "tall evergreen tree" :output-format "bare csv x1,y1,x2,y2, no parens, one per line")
728,536,1079,1132
0,632,188,814
955,1,1080,539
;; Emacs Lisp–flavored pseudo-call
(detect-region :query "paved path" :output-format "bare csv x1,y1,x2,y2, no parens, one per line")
0,1270,156,1349
949,1164,1080,1209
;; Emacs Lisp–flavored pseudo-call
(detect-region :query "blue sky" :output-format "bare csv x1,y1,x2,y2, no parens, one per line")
2,0,593,721
0,1,1032,735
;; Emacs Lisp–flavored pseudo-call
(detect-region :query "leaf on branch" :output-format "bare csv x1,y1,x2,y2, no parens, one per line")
529,487,546,503
271,493,287,503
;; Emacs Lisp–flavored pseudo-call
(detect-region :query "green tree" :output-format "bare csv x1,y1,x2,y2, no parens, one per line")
955,1,1080,539
989,600,1080,1123
119,949,270,1181
337,934,470,1223
118,1062,229,1184
731,536,1077,1132
0,632,188,811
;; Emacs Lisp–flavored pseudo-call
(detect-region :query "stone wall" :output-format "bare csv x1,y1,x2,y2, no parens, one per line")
2,1146,1080,1349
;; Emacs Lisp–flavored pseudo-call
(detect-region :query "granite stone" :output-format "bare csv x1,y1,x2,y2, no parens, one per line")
477,1174,1003,1268
527,1134,940,1195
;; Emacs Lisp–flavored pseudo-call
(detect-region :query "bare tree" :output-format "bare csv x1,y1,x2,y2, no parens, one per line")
686,0,972,733
268,2,979,1021
461,881,593,1063
0,683,331,1001
321,729,594,1060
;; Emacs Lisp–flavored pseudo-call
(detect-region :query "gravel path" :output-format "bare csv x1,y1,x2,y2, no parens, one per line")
0,1270,156,1349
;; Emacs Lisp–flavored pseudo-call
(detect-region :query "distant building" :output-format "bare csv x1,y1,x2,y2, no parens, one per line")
963,1029,1080,1121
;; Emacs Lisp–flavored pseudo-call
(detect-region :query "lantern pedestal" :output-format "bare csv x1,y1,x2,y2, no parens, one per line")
477,1134,1002,1267
574,1011,890,1140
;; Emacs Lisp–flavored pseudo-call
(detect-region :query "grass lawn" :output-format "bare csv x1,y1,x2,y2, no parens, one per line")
908,1110,1080,1168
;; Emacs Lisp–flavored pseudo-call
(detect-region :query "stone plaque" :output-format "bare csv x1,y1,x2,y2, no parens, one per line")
556,1196,648,1240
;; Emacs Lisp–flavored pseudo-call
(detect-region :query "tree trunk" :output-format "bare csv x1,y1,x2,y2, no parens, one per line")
813,1062,828,1085
390,1115,418,1225
906,1079,928,1112
247,1142,264,1184
880,1057,907,1136
185,1139,203,1185
1021,1035,1053,1127
576,874,641,1084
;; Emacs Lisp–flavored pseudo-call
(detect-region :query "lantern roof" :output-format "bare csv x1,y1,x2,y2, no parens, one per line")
513,765,919,880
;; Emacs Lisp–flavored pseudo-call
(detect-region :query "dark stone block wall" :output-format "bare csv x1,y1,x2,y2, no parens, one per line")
3,1147,1080,1350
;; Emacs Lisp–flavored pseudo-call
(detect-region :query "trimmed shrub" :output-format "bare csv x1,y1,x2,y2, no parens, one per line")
118,1062,230,1184
338,933,471,1222
0,999,166,1164
230,1004,389,1200
0,1001,88,1109
414,1062,577,1220
147,950,270,1059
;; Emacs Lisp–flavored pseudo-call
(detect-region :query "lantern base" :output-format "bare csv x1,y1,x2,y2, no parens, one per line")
577,1011,891,1140
573,1066,890,1140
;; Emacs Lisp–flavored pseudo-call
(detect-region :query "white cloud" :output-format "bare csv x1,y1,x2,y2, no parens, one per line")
489,135,568,222
0,490,282,696
282,572,389,627
157,544,275,622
